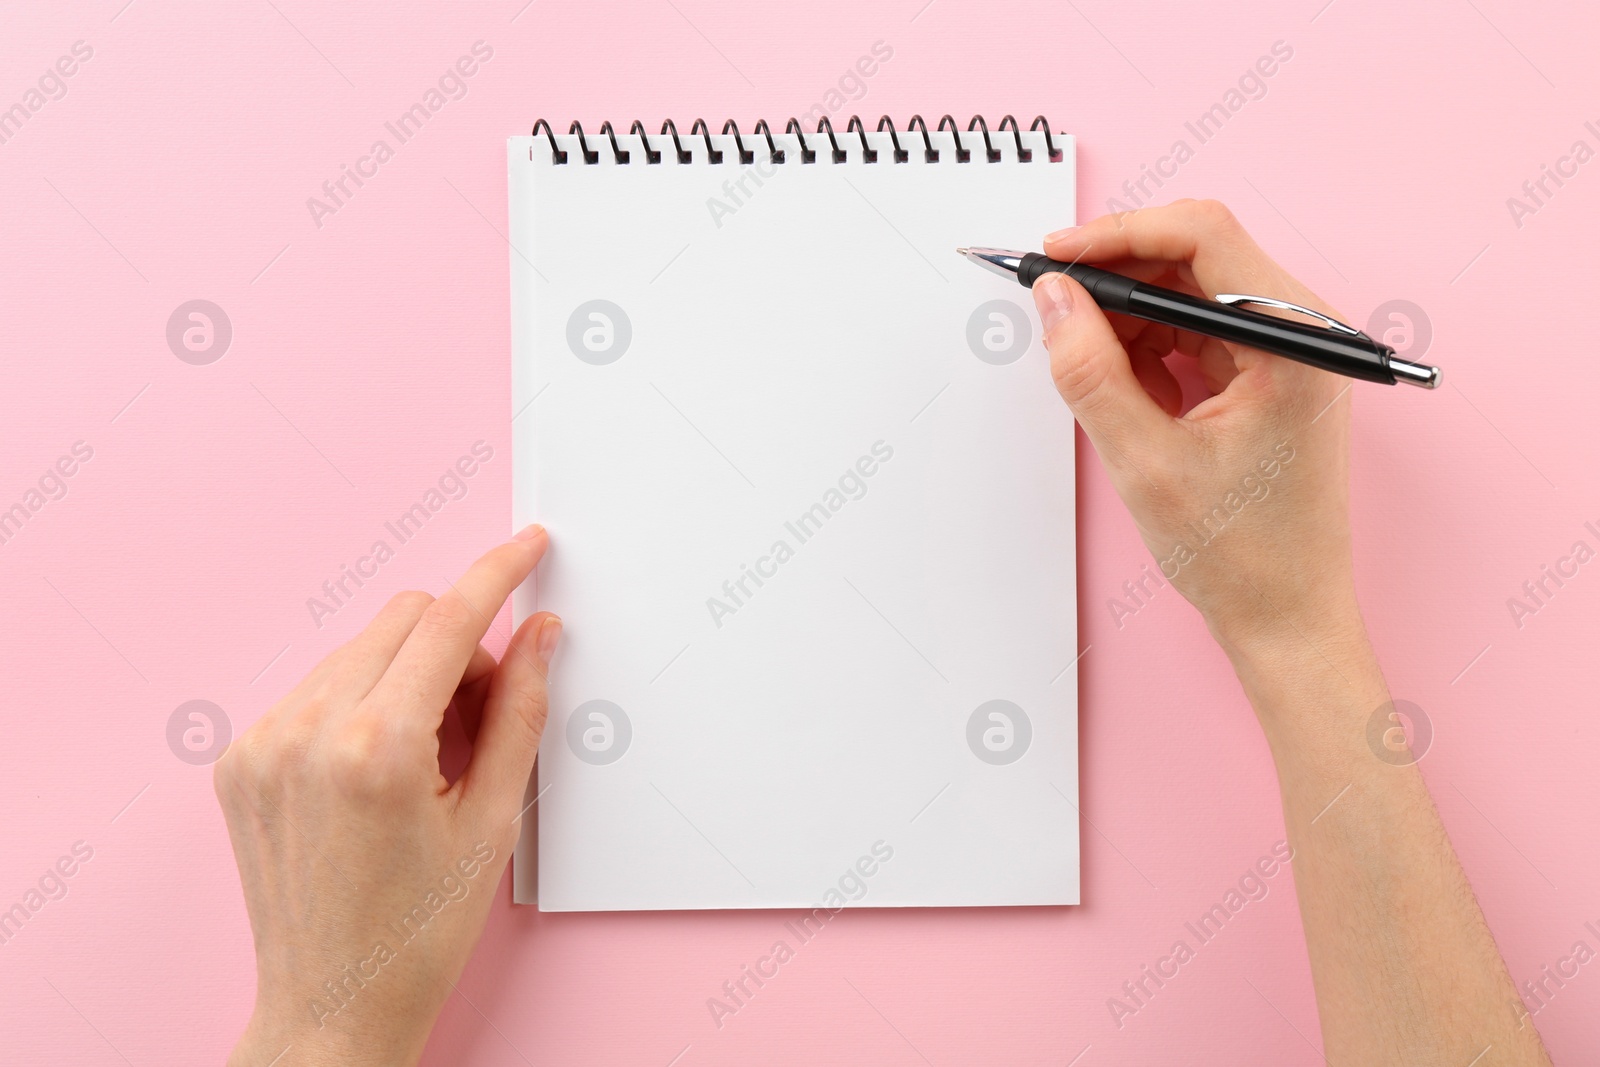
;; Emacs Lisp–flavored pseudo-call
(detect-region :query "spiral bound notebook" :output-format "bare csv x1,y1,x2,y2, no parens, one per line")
510,115,1080,911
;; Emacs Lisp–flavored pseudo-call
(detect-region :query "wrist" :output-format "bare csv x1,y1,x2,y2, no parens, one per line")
1203,570,1364,670
233,1003,430,1067
1214,600,1388,757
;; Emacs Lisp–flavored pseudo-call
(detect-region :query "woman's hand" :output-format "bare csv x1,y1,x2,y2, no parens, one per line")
1042,203,1553,1066
1034,200,1358,659
216,528,558,1067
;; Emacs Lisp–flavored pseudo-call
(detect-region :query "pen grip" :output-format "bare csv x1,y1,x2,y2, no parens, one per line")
1018,254,1138,310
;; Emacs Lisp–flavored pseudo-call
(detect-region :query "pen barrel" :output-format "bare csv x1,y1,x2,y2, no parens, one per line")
1122,286,1395,384
1018,254,1397,385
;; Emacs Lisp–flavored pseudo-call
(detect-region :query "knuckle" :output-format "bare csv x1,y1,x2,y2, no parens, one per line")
416,595,475,639
325,721,394,797
1051,346,1111,408
215,725,260,788
1140,448,1187,494
212,739,243,797
1193,198,1238,231
250,714,318,783
509,683,551,742
213,712,315,809
276,714,322,770
386,590,435,619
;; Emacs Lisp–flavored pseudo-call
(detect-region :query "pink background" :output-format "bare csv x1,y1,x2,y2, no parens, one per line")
3,1,1597,1062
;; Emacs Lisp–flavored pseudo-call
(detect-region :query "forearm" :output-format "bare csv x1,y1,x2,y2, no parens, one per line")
1223,617,1550,1065
1038,202,1547,1058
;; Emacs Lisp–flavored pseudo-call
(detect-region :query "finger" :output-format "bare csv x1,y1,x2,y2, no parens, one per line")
451,643,500,741
1160,325,1241,389
1196,340,1244,397
1106,311,1146,345
1156,324,1246,403
446,643,499,747
461,612,560,821
1072,255,1188,288
263,592,435,722
1043,200,1241,266
1044,201,1291,309
1125,322,1183,416
460,643,498,690
315,591,437,705
452,673,492,747
365,526,549,728
1033,272,1178,464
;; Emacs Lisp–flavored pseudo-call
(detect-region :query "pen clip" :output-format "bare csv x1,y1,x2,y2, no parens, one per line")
1213,293,1364,337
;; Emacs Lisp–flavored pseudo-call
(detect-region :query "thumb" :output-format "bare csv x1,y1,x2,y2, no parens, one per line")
461,611,560,823
1033,272,1175,466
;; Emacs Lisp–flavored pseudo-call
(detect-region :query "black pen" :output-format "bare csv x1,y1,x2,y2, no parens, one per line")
957,247,1440,389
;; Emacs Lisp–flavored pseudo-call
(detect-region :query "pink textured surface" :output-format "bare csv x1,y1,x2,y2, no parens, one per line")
2,1,1597,1063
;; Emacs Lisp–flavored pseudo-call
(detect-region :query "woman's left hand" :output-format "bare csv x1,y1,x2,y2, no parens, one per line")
216,528,558,1067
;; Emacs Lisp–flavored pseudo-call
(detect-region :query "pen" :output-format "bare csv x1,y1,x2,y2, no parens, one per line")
956,247,1440,389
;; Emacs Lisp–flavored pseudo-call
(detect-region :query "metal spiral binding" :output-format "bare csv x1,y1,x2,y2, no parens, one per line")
815,117,847,164
530,116,1062,164
906,115,938,163
568,121,599,165
599,121,629,164
753,119,784,164
998,116,1029,163
967,116,1000,163
936,115,970,163
785,118,816,164
847,116,878,164
660,120,692,165
723,120,754,165
689,119,723,164
877,116,908,163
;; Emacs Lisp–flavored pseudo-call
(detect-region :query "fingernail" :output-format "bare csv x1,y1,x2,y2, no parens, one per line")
1032,273,1073,335
536,616,562,663
1045,226,1077,243
514,523,545,543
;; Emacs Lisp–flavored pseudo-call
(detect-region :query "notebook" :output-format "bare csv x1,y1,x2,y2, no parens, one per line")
509,115,1079,911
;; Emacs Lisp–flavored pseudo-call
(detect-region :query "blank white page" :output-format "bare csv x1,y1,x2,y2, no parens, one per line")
509,125,1078,910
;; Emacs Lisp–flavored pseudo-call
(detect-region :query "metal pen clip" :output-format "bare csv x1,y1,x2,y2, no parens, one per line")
1213,292,1441,389
1213,293,1363,336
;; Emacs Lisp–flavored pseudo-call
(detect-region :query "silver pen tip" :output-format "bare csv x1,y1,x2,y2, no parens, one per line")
955,247,969,256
